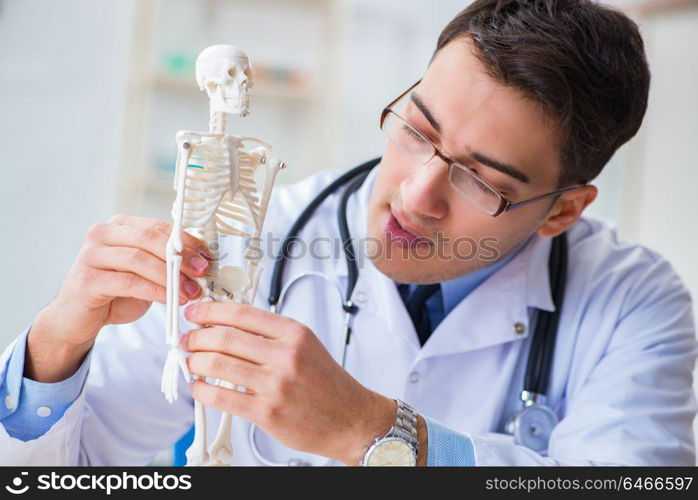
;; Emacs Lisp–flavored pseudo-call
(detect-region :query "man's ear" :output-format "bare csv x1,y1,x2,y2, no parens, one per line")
537,185,597,238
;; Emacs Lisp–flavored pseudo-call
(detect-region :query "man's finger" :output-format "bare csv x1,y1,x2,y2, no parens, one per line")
96,224,210,279
187,352,264,392
91,269,169,304
190,379,256,421
184,302,289,339
86,245,202,299
109,214,208,254
182,326,273,364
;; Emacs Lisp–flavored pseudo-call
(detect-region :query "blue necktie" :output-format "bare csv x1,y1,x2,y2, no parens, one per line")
398,283,441,346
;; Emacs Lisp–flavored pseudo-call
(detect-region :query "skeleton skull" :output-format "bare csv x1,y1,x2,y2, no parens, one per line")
196,45,254,116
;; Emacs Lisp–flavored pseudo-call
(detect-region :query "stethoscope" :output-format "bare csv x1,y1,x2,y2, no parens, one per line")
247,157,568,465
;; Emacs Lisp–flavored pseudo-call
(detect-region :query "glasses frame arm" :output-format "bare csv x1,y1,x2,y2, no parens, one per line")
501,184,584,215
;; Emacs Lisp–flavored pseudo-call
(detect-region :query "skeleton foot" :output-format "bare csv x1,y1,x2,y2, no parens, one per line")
207,401,234,465
185,441,210,467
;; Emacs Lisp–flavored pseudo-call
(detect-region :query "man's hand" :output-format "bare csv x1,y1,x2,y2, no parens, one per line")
27,215,210,383
181,301,401,465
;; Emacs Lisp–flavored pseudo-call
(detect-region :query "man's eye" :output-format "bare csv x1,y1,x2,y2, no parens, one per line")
491,185,513,197
402,125,423,140
468,167,512,196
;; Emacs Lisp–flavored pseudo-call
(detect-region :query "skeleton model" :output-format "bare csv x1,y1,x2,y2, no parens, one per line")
161,45,285,466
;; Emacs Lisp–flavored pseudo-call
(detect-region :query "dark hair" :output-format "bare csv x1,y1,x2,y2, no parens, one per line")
434,0,650,187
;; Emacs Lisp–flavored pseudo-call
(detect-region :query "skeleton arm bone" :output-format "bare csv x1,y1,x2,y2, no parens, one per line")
162,139,196,403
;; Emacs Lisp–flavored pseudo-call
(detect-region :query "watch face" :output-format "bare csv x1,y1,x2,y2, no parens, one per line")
365,438,417,466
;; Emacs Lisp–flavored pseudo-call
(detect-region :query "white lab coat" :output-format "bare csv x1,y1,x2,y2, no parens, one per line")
1,167,696,466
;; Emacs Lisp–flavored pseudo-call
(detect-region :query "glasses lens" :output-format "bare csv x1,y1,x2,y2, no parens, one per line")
448,164,502,215
382,112,434,164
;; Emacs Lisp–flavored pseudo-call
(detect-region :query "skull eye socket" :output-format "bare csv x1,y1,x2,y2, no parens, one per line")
227,67,238,78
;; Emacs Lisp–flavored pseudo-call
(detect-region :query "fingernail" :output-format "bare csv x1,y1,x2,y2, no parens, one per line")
185,304,197,319
184,280,200,297
191,256,208,272
179,332,189,349
198,246,212,259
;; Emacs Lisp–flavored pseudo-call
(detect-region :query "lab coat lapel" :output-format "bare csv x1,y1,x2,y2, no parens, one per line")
417,234,556,361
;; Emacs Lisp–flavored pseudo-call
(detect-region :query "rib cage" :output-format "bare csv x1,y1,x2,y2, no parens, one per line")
181,141,231,229
215,151,262,239
180,137,275,243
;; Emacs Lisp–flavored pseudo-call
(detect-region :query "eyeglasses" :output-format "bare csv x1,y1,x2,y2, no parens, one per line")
379,80,584,217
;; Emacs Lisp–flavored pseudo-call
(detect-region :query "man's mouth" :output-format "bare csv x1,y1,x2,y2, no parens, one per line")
385,208,431,248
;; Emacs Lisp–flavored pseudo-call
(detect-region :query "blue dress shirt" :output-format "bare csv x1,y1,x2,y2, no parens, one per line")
0,326,92,441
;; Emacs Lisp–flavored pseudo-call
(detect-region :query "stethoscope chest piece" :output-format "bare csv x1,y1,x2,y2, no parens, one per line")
505,402,559,453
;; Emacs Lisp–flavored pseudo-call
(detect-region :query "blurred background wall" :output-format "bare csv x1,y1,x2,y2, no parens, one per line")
1,0,697,458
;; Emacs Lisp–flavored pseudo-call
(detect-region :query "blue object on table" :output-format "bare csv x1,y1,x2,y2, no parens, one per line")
173,424,195,466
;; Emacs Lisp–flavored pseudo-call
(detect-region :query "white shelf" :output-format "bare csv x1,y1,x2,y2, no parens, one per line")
116,0,347,216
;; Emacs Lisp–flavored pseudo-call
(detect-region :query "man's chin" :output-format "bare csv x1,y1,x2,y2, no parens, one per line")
369,255,416,284
367,238,495,284
369,252,448,285
365,225,439,283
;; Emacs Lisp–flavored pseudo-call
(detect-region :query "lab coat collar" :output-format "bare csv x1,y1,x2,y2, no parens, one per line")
524,233,556,313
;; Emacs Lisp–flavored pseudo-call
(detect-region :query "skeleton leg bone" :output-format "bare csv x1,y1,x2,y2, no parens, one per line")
207,385,235,466
185,217,220,466
206,266,251,464
186,375,210,466
185,292,214,466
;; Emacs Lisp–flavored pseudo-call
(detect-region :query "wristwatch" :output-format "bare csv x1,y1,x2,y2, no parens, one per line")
360,398,419,466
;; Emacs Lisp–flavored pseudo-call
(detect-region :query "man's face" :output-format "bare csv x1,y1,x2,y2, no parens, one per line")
366,37,563,284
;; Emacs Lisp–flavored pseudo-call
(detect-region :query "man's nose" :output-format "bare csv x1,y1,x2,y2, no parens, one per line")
400,157,449,220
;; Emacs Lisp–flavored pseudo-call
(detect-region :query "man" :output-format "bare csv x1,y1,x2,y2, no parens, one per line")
1,0,696,466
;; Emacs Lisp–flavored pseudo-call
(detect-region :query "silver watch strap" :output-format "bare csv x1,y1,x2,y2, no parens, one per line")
386,399,419,453
359,399,420,465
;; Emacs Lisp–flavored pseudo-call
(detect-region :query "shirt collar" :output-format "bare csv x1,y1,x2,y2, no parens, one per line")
439,235,532,314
